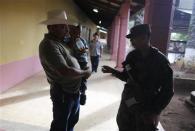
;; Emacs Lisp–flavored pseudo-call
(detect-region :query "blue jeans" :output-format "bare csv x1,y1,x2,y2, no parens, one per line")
50,86,80,131
90,56,100,72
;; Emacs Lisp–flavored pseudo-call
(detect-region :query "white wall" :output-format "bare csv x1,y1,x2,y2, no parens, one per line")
179,0,193,10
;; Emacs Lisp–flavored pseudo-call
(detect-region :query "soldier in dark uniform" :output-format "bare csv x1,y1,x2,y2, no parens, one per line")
102,24,174,131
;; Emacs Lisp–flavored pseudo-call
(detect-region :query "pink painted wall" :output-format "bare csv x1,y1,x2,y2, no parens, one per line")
116,0,130,68
111,16,120,61
0,56,42,93
109,23,114,55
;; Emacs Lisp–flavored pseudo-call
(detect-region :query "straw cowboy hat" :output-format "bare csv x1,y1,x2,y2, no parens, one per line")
40,9,68,25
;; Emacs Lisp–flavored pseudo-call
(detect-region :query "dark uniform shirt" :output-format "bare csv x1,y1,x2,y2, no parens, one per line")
114,46,174,114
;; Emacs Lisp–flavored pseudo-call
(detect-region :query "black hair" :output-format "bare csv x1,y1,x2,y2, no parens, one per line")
93,32,99,36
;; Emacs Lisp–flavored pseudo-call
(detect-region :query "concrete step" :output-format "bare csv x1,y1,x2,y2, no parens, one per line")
174,78,195,91
185,91,195,109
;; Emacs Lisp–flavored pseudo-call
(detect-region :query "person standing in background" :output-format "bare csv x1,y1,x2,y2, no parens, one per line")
89,32,103,73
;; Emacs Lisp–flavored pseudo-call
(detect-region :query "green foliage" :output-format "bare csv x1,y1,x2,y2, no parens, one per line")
171,32,188,41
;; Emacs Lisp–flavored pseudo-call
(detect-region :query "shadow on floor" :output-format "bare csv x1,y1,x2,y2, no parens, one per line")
76,101,119,131
0,90,49,107
88,74,116,84
0,119,48,131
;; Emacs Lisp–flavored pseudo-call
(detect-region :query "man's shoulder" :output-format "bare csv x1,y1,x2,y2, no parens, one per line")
98,40,102,44
40,38,60,48
126,49,139,60
151,47,169,64
39,38,65,56
122,50,138,66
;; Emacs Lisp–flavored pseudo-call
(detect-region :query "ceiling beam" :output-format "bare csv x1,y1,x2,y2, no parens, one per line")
107,0,123,5
86,0,119,12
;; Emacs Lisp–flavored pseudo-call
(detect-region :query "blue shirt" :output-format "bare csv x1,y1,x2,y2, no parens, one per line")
89,40,103,56
74,38,88,62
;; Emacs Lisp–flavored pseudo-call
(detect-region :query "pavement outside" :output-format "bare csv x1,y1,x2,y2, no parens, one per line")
161,69,195,131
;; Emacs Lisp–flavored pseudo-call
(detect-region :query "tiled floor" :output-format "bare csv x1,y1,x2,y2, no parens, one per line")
0,56,164,131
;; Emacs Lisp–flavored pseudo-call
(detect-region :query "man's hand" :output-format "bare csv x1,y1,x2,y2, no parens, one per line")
102,65,114,73
83,68,92,79
79,47,87,53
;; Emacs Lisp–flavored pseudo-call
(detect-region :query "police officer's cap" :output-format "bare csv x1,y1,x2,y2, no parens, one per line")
126,24,151,39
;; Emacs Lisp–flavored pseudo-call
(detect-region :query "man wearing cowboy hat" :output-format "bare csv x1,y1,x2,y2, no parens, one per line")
39,9,91,131
102,24,174,131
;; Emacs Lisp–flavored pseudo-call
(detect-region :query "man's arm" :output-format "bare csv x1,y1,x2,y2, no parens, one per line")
43,43,91,80
102,65,128,81
152,63,174,114
139,62,173,126
57,64,91,79
99,42,103,57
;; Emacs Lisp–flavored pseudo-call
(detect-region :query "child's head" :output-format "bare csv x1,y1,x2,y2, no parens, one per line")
69,25,81,38
93,32,99,40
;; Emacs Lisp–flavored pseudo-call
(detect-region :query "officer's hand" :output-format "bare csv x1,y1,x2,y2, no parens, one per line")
142,113,159,127
102,65,114,73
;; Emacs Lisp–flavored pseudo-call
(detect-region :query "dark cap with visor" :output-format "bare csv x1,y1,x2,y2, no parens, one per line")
126,24,151,39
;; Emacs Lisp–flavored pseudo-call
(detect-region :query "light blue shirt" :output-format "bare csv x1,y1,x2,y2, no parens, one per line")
74,38,88,62
89,40,103,56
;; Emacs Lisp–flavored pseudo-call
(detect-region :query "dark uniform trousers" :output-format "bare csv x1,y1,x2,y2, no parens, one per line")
50,85,80,131
117,100,159,131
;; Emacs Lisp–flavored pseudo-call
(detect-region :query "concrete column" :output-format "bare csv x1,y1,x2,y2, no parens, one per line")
111,16,120,61
144,0,175,55
109,23,115,54
116,1,130,68
107,27,112,51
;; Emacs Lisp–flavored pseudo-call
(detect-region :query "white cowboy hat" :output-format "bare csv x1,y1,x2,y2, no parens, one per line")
40,9,68,25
